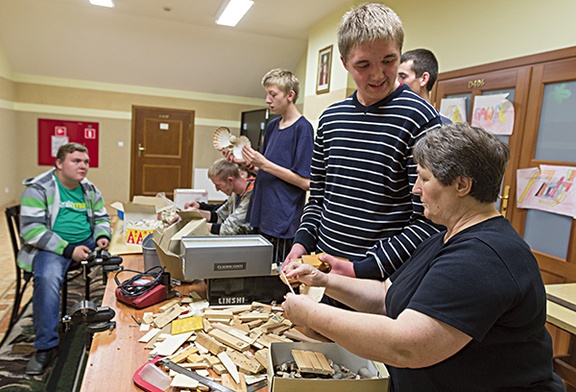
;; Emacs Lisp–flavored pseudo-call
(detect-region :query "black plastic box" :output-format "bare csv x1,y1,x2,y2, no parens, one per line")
206,275,288,306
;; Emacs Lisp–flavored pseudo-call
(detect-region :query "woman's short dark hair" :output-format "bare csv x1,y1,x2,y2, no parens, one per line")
413,123,510,203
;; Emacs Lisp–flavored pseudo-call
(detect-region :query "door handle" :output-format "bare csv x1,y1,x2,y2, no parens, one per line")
498,185,510,218
138,143,145,157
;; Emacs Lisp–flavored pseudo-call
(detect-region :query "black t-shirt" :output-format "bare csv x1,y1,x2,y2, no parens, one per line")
385,216,564,391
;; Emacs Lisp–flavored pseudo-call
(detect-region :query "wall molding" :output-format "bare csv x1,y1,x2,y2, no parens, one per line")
13,73,263,106
1,99,239,128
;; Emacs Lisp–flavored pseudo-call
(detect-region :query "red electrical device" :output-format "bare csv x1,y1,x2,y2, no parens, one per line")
114,267,169,309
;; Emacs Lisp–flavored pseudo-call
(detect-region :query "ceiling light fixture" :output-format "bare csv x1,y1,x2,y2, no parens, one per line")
89,0,115,8
216,0,254,27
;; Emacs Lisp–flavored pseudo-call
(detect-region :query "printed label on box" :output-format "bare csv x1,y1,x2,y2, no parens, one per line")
126,227,156,245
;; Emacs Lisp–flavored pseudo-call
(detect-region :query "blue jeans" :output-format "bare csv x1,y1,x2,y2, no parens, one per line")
32,237,95,350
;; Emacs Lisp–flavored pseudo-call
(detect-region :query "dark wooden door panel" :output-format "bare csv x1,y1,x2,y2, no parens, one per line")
131,106,194,199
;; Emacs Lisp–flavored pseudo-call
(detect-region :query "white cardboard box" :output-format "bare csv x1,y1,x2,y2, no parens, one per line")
173,189,208,210
111,196,172,245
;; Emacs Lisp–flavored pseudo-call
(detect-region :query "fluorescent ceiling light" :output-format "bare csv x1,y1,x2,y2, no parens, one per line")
89,0,115,8
216,0,254,27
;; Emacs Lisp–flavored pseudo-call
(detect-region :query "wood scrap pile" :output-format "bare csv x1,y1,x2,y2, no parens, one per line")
135,296,323,391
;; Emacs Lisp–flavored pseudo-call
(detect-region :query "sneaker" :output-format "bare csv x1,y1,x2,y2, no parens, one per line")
25,348,57,375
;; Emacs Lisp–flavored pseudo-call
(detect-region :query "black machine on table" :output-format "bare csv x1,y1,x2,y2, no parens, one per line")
61,248,123,334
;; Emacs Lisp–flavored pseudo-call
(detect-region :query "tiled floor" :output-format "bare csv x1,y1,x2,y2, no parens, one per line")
0,201,28,343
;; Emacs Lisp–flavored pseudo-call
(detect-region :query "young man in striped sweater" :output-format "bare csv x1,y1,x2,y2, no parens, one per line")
285,3,442,285
19,143,110,374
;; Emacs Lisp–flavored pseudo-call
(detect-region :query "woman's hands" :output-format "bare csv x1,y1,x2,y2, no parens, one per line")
283,261,329,288
281,292,318,327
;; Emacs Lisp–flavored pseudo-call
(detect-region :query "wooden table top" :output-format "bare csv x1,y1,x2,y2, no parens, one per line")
546,283,576,336
80,254,207,392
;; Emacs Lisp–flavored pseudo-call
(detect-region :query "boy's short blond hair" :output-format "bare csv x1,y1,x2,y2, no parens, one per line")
208,158,240,180
337,3,404,61
261,68,300,104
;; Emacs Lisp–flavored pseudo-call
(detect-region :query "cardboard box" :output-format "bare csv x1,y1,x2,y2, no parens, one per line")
206,275,286,306
180,235,272,281
268,342,389,392
111,196,173,245
152,210,209,282
173,189,208,210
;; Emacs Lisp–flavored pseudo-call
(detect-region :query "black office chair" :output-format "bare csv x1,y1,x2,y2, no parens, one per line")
4,204,31,337
3,204,82,344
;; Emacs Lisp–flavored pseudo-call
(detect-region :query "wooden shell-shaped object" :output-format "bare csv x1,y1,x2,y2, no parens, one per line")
213,126,251,160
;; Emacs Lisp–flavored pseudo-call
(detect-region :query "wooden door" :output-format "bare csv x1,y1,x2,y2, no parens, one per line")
514,57,576,283
130,106,194,199
434,66,532,224
518,56,576,391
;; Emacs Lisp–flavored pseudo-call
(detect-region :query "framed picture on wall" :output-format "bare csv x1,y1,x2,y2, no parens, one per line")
316,45,333,94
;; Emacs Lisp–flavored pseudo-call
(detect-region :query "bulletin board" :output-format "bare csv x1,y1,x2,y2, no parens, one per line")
38,119,99,167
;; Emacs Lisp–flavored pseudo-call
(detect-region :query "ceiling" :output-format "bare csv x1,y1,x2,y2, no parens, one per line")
0,0,352,99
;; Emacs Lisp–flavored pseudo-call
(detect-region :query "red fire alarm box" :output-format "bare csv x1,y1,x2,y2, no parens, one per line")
38,119,99,167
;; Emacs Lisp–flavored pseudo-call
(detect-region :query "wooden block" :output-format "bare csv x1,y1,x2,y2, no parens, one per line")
142,312,155,325
190,291,203,301
256,333,292,348
159,299,181,313
154,332,193,357
234,323,250,333
245,319,264,329
221,373,247,392
260,314,285,332
226,350,264,374
180,362,208,370
171,344,199,364
206,318,233,325
195,332,226,355
291,350,334,375
203,309,234,320
172,315,203,335
201,354,221,367
186,353,207,366
302,253,348,273
250,302,273,313
283,328,324,343
239,312,270,322
218,351,240,384
138,327,161,343
145,324,172,350
154,304,184,329
212,363,227,375
268,322,291,336
171,373,199,389
212,324,253,347
209,329,250,352
202,318,214,333
254,348,269,371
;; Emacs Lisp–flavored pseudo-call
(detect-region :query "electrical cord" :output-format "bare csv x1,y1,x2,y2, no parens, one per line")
114,265,165,297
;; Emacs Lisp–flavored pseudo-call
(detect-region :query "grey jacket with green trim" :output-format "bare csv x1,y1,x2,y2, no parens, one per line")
18,168,111,272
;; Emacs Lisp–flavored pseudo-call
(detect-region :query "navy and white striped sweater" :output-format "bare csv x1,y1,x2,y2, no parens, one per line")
294,85,443,279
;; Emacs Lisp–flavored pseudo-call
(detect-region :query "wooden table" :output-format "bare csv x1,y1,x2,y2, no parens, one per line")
546,283,576,390
80,254,207,392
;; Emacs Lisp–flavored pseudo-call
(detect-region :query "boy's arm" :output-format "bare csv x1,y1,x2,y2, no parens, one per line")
293,130,326,253
218,192,253,235
214,198,232,224
20,185,69,256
